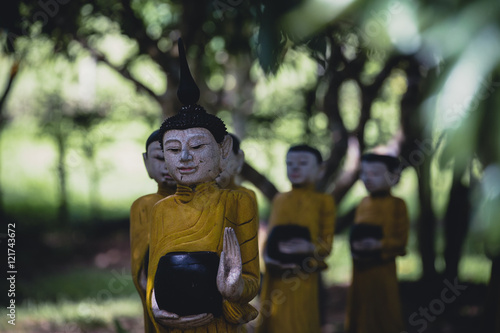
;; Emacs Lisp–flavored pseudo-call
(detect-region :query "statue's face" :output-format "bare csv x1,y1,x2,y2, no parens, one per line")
162,127,221,186
360,161,393,193
286,151,320,186
143,141,176,188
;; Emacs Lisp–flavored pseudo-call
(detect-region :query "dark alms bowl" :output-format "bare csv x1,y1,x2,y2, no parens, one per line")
266,225,312,264
154,251,222,316
349,223,384,259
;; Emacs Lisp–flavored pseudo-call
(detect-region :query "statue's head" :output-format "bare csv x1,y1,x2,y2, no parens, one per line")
159,39,231,186
143,130,176,188
286,144,324,186
360,153,401,193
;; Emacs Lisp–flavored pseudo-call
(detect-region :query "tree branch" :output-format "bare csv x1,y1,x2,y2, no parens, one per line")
78,39,163,106
355,55,406,153
0,60,20,127
330,135,361,203
318,37,349,189
241,162,278,202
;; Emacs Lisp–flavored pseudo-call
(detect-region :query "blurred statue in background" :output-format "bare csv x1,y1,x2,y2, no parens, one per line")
257,144,336,333
217,132,257,203
146,39,259,332
130,129,177,333
216,133,245,190
345,153,409,333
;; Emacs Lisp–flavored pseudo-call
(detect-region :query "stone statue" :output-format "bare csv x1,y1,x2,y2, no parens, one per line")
345,153,409,333
130,130,177,333
146,39,259,333
257,144,336,333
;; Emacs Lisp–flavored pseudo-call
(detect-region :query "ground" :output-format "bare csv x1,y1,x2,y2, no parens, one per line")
8,222,490,333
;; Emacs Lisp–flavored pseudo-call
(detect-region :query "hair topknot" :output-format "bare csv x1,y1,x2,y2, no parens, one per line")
158,105,227,149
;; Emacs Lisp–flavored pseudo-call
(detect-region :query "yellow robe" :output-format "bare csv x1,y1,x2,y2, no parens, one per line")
257,186,336,333
130,185,176,333
226,179,258,212
147,181,260,333
345,194,409,333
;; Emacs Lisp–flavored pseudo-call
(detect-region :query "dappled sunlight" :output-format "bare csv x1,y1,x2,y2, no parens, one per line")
386,1,421,54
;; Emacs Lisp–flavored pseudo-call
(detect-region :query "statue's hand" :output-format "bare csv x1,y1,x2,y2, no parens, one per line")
152,289,213,328
264,252,299,270
217,227,244,302
278,238,315,255
352,238,381,251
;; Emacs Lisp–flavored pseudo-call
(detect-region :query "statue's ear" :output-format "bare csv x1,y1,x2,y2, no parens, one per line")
220,134,232,160
236,150,245,174
143,152,153,179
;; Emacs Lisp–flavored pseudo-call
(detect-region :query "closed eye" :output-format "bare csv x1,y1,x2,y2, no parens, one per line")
191,144,205,149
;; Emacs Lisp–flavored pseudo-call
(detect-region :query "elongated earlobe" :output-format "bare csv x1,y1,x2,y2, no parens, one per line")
221,135,232,160
236,150,245,174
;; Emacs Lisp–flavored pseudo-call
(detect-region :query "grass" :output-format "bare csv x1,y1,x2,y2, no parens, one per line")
2,266,142,332
18,267,138,301
1,296,142,332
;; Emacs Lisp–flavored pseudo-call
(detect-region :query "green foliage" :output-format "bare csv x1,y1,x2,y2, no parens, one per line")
19,267,136,301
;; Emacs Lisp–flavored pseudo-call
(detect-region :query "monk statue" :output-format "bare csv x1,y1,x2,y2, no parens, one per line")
130,130,177,332
345,152,409,333
257,144,336,333
146,38,259,333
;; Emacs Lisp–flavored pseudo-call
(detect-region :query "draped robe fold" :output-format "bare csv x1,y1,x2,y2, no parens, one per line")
147,182,260,333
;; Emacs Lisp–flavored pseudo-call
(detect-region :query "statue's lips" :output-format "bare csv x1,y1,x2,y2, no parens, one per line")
178,167,197,174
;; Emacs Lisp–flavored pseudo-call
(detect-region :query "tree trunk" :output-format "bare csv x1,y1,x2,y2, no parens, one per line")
0,60,19,221
482,256,500,332
88,153,101,222
416,157,438,281
56,134,69,226
443,170,470,280
400,56,439,281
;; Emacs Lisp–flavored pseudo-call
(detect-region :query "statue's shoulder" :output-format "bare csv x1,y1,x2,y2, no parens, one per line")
131,192,161,210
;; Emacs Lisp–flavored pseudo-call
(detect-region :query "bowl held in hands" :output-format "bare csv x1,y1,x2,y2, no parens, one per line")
154,251,223,317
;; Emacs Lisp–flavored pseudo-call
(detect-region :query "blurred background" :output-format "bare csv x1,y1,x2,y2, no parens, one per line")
1,0,499,332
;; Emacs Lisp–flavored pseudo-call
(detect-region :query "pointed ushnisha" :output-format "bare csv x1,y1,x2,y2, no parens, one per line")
177,38,200,106
159,38,227,146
